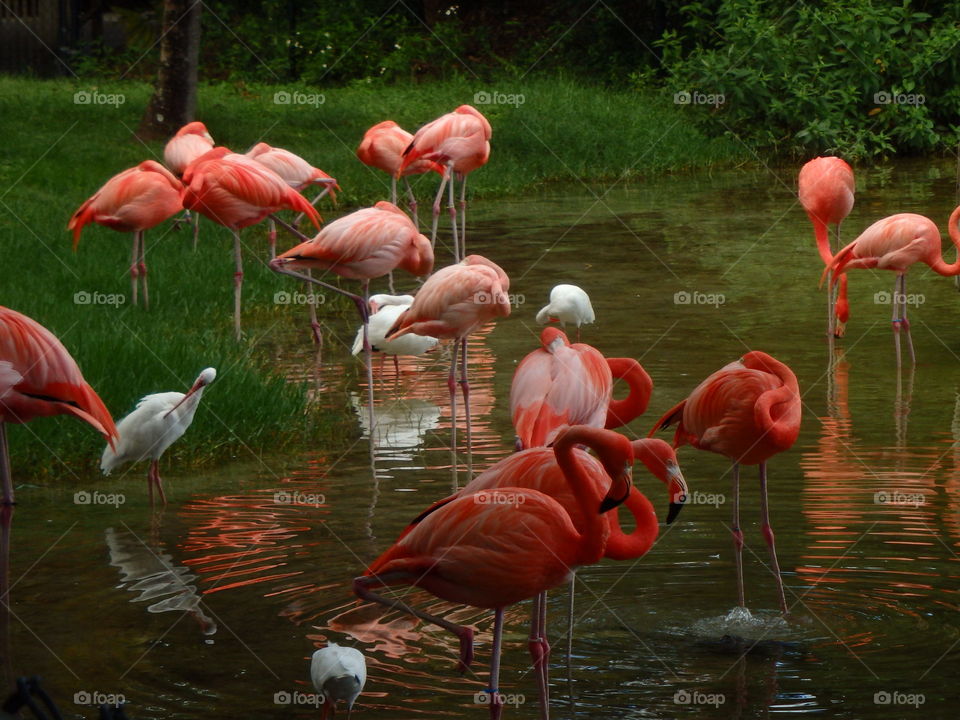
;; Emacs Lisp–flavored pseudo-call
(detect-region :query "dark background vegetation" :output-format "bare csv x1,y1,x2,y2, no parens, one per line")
15,0,960,160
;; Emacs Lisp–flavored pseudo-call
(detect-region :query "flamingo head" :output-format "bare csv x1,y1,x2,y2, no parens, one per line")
631,438,688,524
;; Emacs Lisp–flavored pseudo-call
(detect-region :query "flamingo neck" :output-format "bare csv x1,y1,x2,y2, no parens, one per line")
810,216,834,266
604,358,652,430
751,358,800,452
604,490,657,560
553,427,611,566
929,205,960,277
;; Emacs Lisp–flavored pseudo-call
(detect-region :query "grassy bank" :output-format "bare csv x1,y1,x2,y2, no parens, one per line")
0,75,742,479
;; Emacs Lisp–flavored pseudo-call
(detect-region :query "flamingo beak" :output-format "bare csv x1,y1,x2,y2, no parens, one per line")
599,462,632,513
665,463,688,524
163,378,204,419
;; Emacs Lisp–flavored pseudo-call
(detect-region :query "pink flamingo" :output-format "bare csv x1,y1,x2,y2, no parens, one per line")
447,434,686,714
398,105,491,260
823,205,960,366
245,142,339,257
163,121,214,176
511,327,653,449
799,157,855,338
386,254,510,482
0,306,118,506
68,160,183,308
356,120,444,224
270,201,433,428
650,351,801,613
354,425,633,720
180,147,322,340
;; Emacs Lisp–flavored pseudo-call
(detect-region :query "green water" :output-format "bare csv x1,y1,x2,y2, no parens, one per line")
5,159,960,718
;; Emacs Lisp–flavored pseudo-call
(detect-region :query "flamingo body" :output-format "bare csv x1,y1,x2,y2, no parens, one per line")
357,121,443,177
275,201,432,279
68,160,183,248
246,142,339,197
399,105,492,177
511,328,652,449
163,121,214,176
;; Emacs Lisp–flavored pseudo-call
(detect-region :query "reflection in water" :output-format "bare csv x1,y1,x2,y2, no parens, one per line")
106,525,216,636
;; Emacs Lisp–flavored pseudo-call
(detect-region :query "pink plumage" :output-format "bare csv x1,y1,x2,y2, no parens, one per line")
163,121,214,176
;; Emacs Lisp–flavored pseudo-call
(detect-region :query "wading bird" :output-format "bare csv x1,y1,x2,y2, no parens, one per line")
823,206,960,366
180,147,322,339
68,160,183,308
101,368,216,505
245,142,339,257
398,105,491,260
350,294,438,371
0,306,118,505
310,642,367,719
799,157,855,338
451,433,686,712
357,120,444,224
163,121,215,176
535,284,595,340
650,350,800,614
511,327,652,450
386,254,509,481
270,202,433,431
354,425,633,720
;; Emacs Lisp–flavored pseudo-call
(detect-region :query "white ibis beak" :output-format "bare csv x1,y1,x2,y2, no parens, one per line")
163,378,204,419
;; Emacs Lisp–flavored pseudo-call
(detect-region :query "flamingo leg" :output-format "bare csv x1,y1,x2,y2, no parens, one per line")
460,336,472,478
825,267,835,338
448,339,460,489
269,213,314,243
527,590,551,719
361,280,377,439
268,219,277,260
129,232,139,306
404,177,419,231
233,231,244,341
388,270,396,294
759,462,787,614
306,269,323,346
430,171,450,251
448,169,460,263
489,607,505,720
390,175,398,205
0,423,13,506
192,212,200,250
353,576,474,671
566,571,575,661
292,182,333,227
459,174,468,259
901,274,916,365
137,231,149,310
731,463,745,608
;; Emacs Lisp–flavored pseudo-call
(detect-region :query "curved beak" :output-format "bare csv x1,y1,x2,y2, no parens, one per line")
599,463,632,513
163,377,205,419
665,463,688,524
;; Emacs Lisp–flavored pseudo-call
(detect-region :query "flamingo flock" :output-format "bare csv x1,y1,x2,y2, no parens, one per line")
6,102,955,717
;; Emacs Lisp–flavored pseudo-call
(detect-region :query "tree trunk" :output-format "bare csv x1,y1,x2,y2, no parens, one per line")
138,0,201,140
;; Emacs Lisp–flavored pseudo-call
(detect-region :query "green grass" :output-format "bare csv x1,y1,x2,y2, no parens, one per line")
0,75,742,480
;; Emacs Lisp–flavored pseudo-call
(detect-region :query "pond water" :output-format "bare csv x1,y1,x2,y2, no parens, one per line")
5,158,960,718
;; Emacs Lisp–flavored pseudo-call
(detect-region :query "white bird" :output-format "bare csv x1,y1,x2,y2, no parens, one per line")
310,642,366,718
536,283,595,340
351,294,438,369
101,368,217,505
